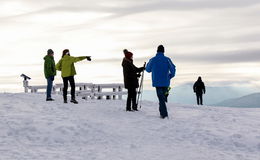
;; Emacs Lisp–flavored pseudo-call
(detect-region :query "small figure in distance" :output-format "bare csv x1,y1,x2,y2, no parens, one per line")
44,49,56,101
122,49,145,112
56,49,91,104
193,76,206,105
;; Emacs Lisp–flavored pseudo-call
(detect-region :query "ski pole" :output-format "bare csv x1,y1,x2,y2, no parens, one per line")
137,62,146,108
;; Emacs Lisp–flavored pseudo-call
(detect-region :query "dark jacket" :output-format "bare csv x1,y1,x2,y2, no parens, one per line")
122,58,143,89
44,55,56,79
193,79,206,94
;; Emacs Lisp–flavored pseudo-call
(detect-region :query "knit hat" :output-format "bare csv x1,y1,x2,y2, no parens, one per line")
47,49,54,55
157,45,164,53
124,51,133,60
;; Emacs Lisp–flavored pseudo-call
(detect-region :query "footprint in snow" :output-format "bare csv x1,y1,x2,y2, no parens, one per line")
257,143,260,151
231,134,242,139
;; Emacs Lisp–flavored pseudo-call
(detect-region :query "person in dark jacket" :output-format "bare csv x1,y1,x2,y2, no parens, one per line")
122,49,144,111
146,45,176,119
44,49,56,101
193,76,206,105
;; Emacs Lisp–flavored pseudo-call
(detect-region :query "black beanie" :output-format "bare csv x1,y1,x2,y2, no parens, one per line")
123,49,128,54
47,49,54,55
157,45,164,53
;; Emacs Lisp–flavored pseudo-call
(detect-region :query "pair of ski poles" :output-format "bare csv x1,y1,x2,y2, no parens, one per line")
137,62,146,109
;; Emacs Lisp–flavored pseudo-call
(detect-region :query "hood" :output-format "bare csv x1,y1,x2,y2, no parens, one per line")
62,54,70,60
44,55,53,60
197,77,202,82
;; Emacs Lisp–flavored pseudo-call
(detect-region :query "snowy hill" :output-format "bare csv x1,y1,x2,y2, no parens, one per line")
215,93,260,108
0,93,260,160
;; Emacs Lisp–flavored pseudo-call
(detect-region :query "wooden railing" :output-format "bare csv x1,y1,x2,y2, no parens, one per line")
23,81,126,100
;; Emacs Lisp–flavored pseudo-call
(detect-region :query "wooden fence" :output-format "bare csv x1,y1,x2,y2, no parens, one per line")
22,80,127,100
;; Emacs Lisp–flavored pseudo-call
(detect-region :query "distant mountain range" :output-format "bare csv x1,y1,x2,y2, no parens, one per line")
214,93,260,108
142,84,260,106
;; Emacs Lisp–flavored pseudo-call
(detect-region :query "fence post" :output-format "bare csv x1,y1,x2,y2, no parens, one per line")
98,85,102,99
118,86,122,100
52,85,56,94
91,85,95,99
23,80,29,93
113,88,116,100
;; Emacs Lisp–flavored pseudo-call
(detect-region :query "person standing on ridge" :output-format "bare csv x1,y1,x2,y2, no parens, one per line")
56,49,91,104
146,45,176,119
122,49,145,111
193,76,206,105
44,49,56,101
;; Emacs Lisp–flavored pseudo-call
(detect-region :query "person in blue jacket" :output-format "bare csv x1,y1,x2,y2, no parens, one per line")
146,45,176,119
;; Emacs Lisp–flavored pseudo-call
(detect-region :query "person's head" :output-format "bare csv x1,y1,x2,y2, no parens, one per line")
62,49,70,57
124,50,133,60
157,45,165,53
47,49,54,56
198,76,202,81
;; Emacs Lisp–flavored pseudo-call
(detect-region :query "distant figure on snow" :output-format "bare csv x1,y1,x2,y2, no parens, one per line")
193,76,206,105
56,49,91,104
44,49,56,101
122,49,145,111
146,45,176,119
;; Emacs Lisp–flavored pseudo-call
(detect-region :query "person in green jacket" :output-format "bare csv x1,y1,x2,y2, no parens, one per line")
44,49,56,101
56,49,91,104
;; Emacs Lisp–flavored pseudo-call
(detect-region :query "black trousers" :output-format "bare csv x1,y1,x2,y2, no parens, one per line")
196,93,203,105
126,87,137,110
62,76,75,101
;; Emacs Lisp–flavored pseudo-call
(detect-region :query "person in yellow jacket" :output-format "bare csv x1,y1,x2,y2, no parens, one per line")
56,49,91,104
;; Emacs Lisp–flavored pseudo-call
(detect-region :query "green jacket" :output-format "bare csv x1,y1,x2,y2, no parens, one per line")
56,55,86,78
44,55,56,78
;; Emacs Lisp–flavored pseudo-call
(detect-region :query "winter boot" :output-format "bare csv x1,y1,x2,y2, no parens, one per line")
46,98,54,101
63,96,67,103
70,99,78,104
132,105,139,111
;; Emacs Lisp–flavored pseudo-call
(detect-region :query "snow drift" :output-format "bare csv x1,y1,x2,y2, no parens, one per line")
0,93,259,160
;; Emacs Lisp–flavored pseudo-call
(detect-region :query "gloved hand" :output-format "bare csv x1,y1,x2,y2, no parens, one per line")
137,73,141,77
86,56,91,61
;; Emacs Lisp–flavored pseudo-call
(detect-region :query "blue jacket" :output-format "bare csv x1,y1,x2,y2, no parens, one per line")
146,52,176,87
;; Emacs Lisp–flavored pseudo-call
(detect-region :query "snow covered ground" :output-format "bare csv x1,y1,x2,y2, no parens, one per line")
0,93,259,160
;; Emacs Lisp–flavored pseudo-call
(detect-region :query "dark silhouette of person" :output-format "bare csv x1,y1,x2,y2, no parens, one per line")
193,76,206,105
122,49,144,111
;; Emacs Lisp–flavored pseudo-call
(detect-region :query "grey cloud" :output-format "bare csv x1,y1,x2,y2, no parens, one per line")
173,49,260,63
1,0,260,34
117,49,260,64
2,0,260,20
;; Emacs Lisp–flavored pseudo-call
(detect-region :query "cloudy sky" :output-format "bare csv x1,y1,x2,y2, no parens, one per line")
0,0,260,92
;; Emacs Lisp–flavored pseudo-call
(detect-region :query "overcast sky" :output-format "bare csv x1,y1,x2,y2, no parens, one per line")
0,0,260,92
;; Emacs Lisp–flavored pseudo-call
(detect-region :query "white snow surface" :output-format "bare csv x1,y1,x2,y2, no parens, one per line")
0,93,260,160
